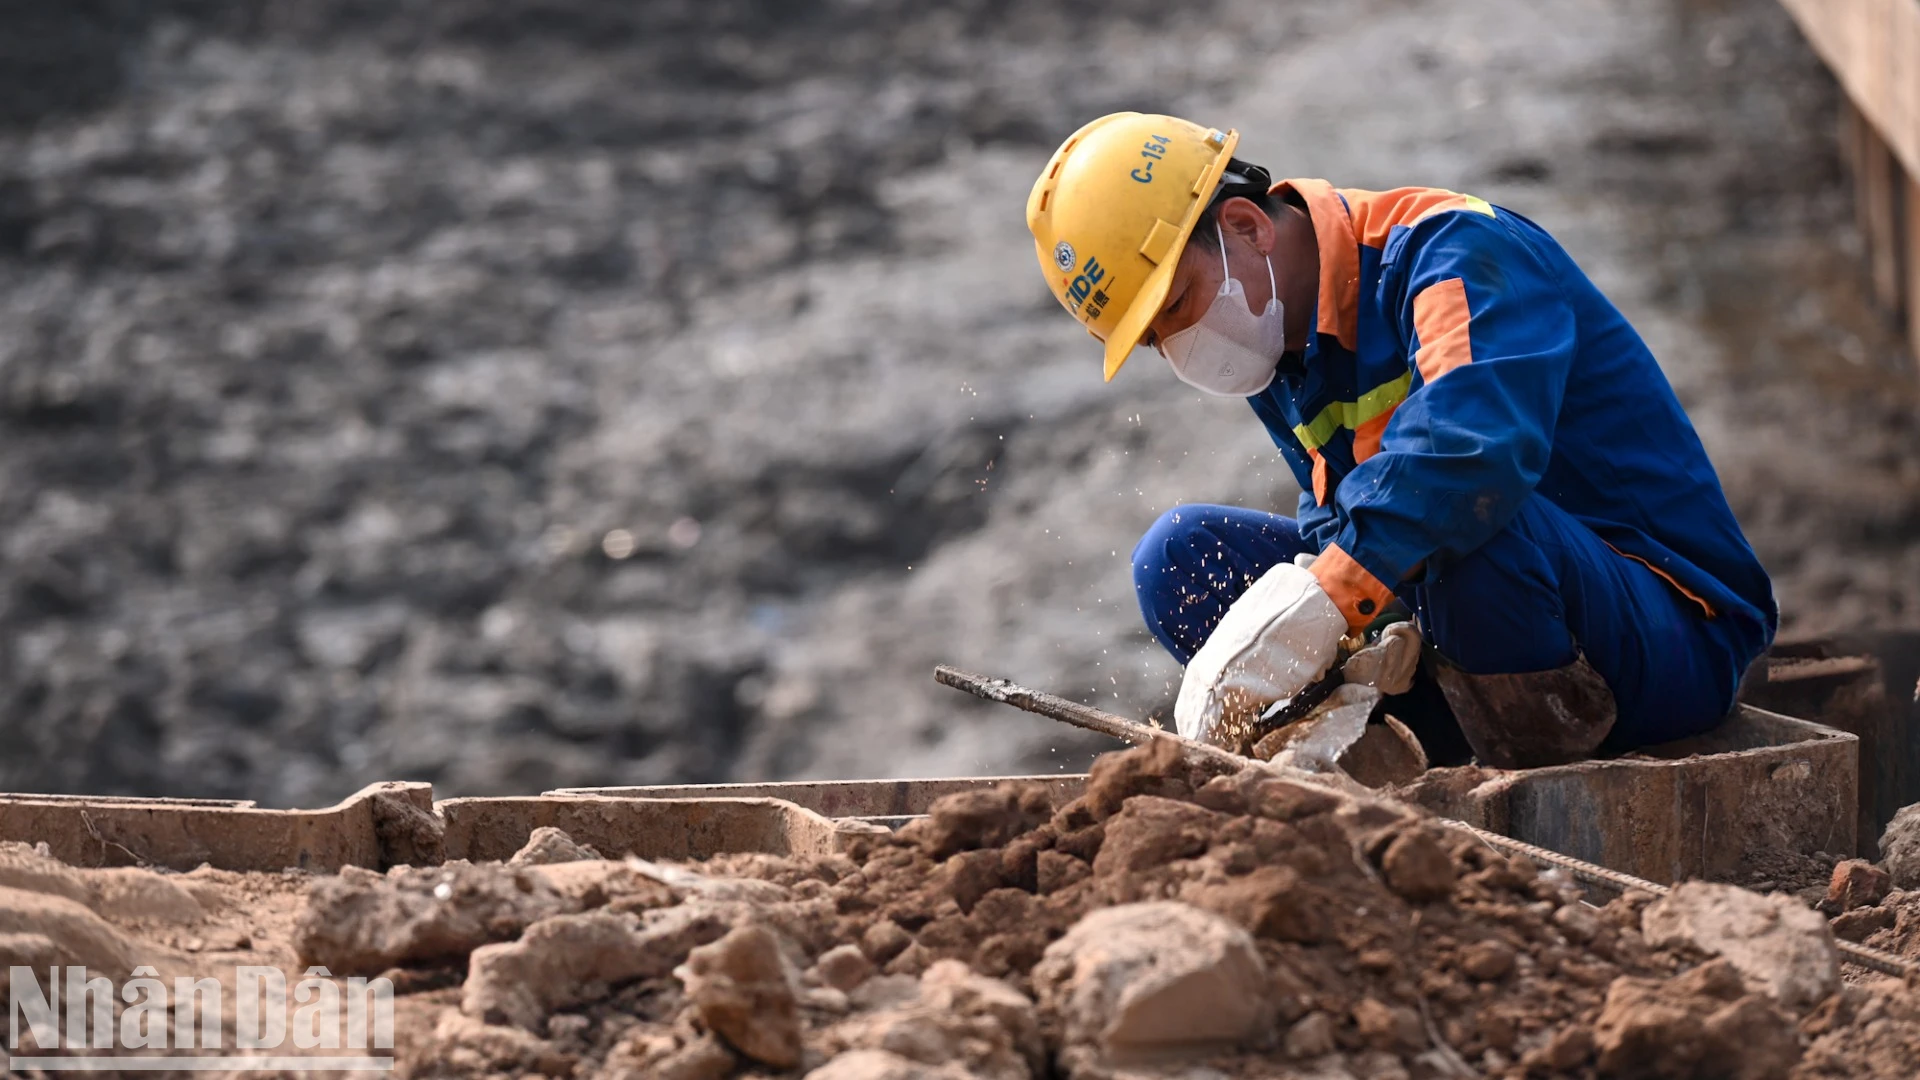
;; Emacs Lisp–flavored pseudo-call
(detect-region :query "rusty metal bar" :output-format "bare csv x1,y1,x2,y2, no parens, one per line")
934,665,1248,773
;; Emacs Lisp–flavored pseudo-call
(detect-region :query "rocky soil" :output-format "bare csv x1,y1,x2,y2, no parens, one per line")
1,0,1916,806
6,744,1920,1078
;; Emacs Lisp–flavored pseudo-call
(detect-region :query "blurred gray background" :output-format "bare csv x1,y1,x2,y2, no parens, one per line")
1,0,1915,806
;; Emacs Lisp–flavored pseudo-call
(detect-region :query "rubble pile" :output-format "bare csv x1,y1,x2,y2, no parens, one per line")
12,743,1920,1079
1805,811,1920,975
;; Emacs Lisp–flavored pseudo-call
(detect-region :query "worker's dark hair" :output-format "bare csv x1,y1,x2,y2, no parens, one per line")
1188,158,1294,252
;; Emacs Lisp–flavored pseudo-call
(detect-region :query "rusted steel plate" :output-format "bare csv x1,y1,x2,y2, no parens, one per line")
1402,706,1857,884
0,781,429,872
0,709,1856,884
1742,631,1920,856
438,795,862,862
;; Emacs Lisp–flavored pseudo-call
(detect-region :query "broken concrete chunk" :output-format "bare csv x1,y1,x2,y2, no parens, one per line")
1527,1024,1596,1074
803,985,854,1016
943,849,1005,915
1553,902,1602,943
820,959,1036,1080
1829,904,1896,942
625,856,792,904
883,940,932,977
678,923,804,1069
906,784,1052,860
601,1028,731,1080
644,1034,737,1080
525,859,677,912
1459,938,1517,981
837,1008,960,1069
1825,859,1891,911
1879,802,1920,890
1283,1010,1336,1058
296,861,574,975
1593,959,1801,1079
1035,850,1091,895
415,1008,577,1078
1090,796,1223,876
1352,996,1424,1052
1377,825,1456,902
510,826,604,866
1641,881,1838,1012
862,920,913,965
464,904,735,1030
813,942,877,992
1031,900,1269,1064
803,1049,979,1080
919,959,1043,1073
850,974,923,1013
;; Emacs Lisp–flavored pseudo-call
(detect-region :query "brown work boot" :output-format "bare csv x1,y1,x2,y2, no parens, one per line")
1426,652,1616,769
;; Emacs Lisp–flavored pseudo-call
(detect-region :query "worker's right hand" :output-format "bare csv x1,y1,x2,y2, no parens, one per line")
1174,562,1347,747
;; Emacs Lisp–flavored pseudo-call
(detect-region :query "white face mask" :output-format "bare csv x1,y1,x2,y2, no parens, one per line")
1159,223,1287,397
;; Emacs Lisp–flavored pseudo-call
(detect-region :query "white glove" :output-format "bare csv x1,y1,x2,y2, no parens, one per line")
1341,620,1422,696
1175,563,1347,746
1292,550,1318,571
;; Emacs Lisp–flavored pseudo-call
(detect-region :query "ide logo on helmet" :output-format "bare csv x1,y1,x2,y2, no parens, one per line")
1061,253,1109,319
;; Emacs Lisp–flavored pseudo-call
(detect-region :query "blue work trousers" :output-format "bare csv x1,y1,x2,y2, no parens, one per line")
1130,496,1771,752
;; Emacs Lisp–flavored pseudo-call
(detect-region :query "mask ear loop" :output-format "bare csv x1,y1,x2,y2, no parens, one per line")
1217,220,1278,311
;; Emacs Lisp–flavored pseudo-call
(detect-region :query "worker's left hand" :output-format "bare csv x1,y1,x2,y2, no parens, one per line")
1342,620,1422,696
1174,562,1348,746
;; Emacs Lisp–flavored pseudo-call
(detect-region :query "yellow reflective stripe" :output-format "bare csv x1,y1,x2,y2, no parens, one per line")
1290,372,1412,451
1410,193,1495,225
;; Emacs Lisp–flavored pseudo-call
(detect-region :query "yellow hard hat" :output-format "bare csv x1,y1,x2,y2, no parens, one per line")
1027,112,1240,381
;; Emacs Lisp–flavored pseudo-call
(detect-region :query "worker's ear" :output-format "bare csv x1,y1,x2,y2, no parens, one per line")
1215,196,1276,256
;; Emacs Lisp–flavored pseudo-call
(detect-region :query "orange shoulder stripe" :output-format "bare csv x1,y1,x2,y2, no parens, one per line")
1412,276,1474,385
1342,187,1493,249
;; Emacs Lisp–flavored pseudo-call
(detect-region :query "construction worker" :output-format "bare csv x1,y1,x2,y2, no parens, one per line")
1025,113,1777,767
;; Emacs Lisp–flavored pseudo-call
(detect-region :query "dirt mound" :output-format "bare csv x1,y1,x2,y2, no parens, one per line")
1591,958,1800,1080
11,745,1920,1068
295,858,680,975
393,748,1920,1078
5,746,1920,1077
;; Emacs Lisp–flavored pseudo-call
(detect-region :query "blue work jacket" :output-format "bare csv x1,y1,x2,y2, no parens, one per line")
1247,179,1777,639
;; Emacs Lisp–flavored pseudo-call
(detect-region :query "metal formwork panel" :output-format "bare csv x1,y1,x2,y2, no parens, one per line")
0,708,1856,883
